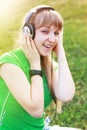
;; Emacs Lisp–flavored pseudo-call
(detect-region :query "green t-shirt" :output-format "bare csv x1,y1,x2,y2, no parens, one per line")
0,48,53,130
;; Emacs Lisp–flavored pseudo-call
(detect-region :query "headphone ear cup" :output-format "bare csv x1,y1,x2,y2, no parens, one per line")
28,23,35,39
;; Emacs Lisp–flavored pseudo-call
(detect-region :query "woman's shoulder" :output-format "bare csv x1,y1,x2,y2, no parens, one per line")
0,48,21,65
0,48,29,68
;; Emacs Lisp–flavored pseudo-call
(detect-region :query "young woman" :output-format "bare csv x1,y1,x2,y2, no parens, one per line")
0,5,77,130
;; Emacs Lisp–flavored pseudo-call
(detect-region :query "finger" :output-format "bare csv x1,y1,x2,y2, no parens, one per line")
21,34,30,52
26,35,34,49
26,37,35,50
30,39,34,49
21,33,27,45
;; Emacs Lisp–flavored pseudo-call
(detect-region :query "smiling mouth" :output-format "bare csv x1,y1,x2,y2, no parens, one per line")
43,44,53,49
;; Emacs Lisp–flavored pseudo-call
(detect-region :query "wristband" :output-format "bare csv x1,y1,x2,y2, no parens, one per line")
30,70,43,78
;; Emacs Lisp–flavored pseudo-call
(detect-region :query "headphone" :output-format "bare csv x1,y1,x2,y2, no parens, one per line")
22,5,55,39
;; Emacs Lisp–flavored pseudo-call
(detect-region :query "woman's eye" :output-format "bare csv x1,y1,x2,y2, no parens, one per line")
41,30,49,34
54,31,59,36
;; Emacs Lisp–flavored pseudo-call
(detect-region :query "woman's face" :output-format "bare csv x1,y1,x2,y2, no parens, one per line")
34,25,59,56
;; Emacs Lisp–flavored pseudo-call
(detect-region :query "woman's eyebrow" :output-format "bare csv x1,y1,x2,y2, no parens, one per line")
54,28,60,32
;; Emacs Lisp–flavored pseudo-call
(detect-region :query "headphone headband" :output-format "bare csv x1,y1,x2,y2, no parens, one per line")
24,5,55,26
23,5,55,39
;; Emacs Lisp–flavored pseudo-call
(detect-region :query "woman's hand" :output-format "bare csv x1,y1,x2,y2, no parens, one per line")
21,34,41,69
53,28,64,56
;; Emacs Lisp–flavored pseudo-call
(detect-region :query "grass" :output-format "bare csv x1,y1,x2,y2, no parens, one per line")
0,0,87,129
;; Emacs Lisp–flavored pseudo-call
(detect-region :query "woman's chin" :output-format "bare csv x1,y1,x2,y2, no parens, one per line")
41,52,51,56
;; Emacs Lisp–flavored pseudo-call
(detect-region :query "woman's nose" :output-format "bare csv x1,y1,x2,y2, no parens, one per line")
48,33,56,43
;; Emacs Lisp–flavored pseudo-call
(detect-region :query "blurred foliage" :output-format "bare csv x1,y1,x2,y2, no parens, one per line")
0,0,87,129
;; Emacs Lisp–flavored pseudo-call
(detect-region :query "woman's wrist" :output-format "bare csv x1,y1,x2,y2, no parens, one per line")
57,48,66,62
30,64,41,70
29,70,43,78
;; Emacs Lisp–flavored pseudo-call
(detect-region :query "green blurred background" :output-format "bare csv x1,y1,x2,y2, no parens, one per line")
0,0,87,129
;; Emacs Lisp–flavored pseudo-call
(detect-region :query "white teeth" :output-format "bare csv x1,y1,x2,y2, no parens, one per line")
44,45,51,48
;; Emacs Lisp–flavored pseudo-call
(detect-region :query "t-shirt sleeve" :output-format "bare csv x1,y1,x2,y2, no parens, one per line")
0,52,20,67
